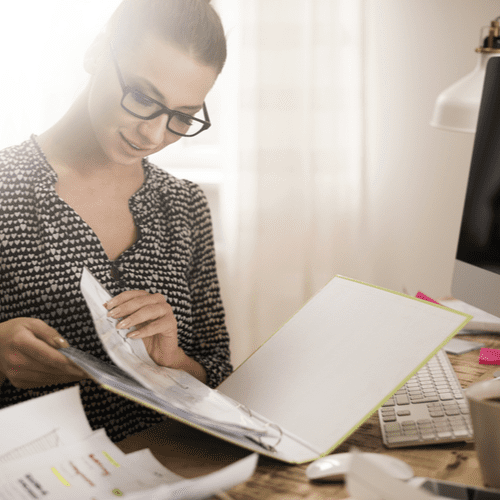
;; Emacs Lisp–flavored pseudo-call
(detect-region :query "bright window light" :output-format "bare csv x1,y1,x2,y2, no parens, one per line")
0,1,121,149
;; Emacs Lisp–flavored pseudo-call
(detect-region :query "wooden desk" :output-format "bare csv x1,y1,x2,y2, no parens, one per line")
117,332,500,499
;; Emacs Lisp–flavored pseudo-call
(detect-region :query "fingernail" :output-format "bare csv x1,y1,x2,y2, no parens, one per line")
55,337,69,348
116,319,129,329
127,331,139,338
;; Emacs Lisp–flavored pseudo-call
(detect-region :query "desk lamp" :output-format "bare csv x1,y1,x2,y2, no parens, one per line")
431,17,500,133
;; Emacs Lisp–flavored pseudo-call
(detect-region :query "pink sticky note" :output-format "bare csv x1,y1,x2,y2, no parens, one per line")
479,348,500,365
416,291,441,305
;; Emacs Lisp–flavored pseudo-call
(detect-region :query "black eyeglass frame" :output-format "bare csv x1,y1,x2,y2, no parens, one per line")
109,41,211,138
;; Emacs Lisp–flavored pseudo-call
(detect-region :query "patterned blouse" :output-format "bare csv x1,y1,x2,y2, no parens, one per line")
0,136,232,442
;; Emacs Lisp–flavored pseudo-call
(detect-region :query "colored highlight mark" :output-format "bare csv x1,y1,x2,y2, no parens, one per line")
112,488,124,496
51,467,70,487
102,451,121,468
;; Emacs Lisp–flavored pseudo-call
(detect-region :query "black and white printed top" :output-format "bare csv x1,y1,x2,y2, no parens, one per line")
0,136,232,442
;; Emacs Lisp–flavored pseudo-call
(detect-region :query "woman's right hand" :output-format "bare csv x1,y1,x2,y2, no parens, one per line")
0,318,87,389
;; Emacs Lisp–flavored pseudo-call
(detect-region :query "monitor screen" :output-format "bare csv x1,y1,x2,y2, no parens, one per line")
452,56,500,316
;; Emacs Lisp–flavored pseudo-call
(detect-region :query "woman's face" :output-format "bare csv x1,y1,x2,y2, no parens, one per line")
86,33,218,166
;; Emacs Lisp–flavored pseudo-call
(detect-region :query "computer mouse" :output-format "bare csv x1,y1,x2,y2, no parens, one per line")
305,452,414,482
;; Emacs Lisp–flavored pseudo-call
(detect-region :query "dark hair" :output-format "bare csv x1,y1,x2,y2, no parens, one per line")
106,0,226,74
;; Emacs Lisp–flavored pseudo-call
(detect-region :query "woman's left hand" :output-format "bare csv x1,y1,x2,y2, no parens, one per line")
105,290,185,369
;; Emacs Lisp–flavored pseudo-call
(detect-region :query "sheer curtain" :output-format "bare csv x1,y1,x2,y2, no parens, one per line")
224,0,367,366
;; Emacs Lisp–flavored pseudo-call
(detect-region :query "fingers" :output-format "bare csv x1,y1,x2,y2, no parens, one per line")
6,363,85,389
0,318,87,389
11,320,78,370
21,318,69,349
106,291,177,339
127,315,177,339
104,290,150,311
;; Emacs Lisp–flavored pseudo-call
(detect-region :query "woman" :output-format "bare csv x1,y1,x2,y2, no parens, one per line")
0,0,232,442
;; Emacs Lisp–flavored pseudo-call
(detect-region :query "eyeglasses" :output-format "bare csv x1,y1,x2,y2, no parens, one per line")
109,42,211,138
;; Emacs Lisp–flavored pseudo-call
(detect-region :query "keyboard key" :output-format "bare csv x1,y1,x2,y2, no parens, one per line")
410,396,439,404
401,421,417,428
421,433,436,440
439,393,454,400
429,411,445,417
384,422,401,432
386,435,420,444
436,384,451,391
396,395,410,405
453,429,471,438
409,394,424,400
437,431,452,438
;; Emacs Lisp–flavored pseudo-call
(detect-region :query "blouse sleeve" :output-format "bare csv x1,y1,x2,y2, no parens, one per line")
184,182,233,388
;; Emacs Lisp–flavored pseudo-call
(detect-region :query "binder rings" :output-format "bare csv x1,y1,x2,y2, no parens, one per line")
63,269,471,464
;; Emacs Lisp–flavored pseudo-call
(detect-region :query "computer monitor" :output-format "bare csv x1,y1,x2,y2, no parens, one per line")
452,56,500,317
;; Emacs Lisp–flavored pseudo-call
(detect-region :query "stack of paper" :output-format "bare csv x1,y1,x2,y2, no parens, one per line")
0,387,257,500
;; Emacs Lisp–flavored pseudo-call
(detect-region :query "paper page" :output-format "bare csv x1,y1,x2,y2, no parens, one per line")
127,453,259,500
79,267,277,439
346,448,446,500
218,276,471,460
0,425,258,500
0,386,93,464
0,429,181,500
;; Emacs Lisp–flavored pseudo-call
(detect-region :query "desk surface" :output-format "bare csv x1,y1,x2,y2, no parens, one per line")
116,332,500,499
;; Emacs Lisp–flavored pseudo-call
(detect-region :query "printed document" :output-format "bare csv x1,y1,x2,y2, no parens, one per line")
0,387,258,500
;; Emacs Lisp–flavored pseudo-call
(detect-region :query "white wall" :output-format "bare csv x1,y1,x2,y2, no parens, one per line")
363,0,500,298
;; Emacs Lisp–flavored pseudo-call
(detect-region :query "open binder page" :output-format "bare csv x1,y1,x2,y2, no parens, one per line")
218,276,471,463
78,267,278,442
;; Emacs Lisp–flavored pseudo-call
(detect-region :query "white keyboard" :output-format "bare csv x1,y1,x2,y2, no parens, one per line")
378,349,474,447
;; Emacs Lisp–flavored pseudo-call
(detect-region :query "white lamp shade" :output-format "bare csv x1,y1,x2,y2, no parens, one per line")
431,52,500,133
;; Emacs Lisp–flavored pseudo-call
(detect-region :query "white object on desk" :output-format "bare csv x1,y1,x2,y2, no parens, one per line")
443,337,484,355
346,448,447,500
441,298,500,333
306,452,414,482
